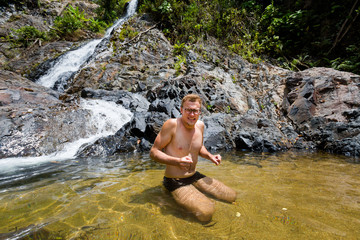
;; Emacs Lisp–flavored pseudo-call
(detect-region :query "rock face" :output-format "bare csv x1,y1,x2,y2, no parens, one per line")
0,71,95,158
0,0,98,75
0,7,360,159
283,68,360,156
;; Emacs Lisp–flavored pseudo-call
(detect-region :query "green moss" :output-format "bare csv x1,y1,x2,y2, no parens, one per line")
118,24,139,42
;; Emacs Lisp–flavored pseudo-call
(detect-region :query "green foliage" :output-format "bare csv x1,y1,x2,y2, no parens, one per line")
95,0,129,23
88,18,108,33
51,5,108,39
330,45,360,73
139,0,360,74
8,26,48,48
118,24,139,41
174,54,186,76
225,106,231,114
52,5,86,37
159,0,172,14
173,42,189,55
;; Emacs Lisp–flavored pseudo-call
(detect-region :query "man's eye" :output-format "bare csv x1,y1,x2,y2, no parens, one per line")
185,108,200,114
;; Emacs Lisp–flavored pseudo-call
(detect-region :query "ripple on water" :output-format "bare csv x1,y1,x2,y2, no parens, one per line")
0,151,359,239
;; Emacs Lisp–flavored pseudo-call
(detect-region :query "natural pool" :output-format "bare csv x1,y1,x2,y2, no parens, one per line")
0,151,359,239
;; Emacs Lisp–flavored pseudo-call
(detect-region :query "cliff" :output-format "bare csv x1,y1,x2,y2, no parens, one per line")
1,1,359,159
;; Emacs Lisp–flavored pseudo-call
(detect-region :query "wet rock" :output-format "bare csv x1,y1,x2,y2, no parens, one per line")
2,10,360,159
283,68,360,156
0,71,97,158
232,110,291,153
203,113,235,151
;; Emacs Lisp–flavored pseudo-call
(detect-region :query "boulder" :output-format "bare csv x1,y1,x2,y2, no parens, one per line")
1,11,360,160
283,67,360,156
0,70,92,158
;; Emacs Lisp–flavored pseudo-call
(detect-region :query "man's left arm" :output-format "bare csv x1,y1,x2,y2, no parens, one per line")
197,120,221,165
199,145,221,165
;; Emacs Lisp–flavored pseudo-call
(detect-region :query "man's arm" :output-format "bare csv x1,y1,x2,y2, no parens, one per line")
198,120,222,165
150,119,192,169
199,145,221,165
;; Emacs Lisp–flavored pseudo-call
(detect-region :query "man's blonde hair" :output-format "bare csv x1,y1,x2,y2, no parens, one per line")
181,94,202,107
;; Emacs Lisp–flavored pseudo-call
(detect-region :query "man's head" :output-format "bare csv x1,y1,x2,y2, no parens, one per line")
181,94,202,108
180,94,202,128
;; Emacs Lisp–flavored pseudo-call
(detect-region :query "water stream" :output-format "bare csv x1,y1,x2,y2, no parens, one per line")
2,0,140,173
0,151,359,239
0,0,138,190
2,0,360,239
36,0,138,91
0,99,132,191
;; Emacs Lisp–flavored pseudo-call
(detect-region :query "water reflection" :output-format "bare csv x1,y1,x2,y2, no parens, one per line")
0,151,359,239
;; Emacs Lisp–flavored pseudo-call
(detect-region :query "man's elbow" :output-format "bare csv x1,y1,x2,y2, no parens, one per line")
149,147,156,161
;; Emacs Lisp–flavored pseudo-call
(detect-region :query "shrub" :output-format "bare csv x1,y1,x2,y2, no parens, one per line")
94,0,130,24
88,18,108,33
51,5,108,39
118,24,139,41
52,5,86,37
138,0,360,74
8,26,48,47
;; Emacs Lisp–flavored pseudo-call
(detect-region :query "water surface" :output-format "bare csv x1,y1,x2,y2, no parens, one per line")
0,151,359,239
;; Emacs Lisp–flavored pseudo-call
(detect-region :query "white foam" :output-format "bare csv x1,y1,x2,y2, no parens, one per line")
37,0,139,89
0,99,132,173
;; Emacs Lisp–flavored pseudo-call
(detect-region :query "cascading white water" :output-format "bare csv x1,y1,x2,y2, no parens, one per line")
37,0,138,90
0,99,132,173
36,39,102,89
1,0,140,173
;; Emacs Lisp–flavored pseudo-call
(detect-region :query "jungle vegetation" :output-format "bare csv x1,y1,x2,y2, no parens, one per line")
138,0,360,74
2,0,360,74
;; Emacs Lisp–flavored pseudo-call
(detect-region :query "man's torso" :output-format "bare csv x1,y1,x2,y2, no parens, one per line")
164,118,203,178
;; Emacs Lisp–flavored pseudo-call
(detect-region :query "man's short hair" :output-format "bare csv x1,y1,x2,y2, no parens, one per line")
181,94,202,107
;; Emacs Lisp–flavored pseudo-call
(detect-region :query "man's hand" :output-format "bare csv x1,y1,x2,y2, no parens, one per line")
210,154,221,166
178,154,193,170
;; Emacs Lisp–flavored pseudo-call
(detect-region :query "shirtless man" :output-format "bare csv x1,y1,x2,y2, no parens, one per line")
150,94,237,222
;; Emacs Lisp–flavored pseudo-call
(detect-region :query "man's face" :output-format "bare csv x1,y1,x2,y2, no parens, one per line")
180,100,201,128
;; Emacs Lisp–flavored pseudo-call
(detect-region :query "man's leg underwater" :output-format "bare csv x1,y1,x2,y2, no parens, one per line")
193,177,237,203
171,184,215,222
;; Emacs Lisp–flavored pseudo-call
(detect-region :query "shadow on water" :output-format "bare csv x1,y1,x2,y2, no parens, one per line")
129,185,202,224
0,153,163,193
0,224,65,240
0,164,66,192
130,184,213,226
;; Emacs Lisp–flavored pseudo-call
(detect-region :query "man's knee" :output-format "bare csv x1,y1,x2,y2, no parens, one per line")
226,188,237,203
195,202,215,222
171,185,215,222
195,178,237,202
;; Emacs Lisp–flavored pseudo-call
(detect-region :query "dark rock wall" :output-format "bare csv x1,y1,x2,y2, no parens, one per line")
1,6,360,159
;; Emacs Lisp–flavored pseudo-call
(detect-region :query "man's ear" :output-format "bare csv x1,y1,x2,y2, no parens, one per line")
180,107,183,114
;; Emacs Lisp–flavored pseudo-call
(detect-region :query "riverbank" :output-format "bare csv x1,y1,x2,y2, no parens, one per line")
0,1,360,159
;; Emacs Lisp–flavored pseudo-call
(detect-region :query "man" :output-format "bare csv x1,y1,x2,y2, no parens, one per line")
150,94,237,222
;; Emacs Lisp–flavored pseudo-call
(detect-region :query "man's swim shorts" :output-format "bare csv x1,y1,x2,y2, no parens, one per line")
163,171,206,192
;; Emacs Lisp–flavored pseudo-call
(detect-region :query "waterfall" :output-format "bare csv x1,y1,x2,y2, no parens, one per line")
0,99,132,174
36,0,139,91
0,1,139,173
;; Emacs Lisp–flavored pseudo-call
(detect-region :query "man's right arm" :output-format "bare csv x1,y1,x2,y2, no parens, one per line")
150,119,192,169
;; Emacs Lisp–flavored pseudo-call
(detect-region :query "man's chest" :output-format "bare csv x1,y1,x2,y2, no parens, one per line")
172,129,203,153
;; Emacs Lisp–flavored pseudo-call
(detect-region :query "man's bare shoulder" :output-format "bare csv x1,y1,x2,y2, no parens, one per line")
161,118,178,132
196,120,205,131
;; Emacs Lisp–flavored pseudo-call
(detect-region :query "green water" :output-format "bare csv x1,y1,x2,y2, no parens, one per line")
0,151,359,239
